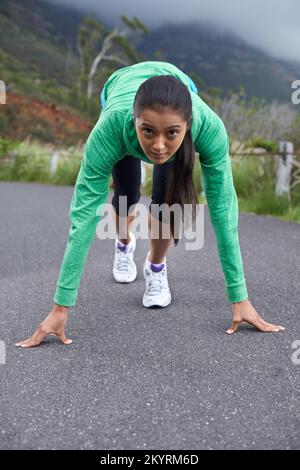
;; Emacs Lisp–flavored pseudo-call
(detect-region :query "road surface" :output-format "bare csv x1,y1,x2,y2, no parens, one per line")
0,182,299,450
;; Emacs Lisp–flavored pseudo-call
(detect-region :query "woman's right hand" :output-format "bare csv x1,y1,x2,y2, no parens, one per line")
15,304,73,348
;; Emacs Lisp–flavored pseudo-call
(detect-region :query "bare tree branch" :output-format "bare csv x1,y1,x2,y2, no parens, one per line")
78,16,148,99
102,55,129,65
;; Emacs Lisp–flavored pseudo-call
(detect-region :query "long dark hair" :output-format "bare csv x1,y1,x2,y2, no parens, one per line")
133,75,198,246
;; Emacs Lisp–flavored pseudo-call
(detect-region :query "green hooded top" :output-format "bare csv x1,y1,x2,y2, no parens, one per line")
53,61,248,307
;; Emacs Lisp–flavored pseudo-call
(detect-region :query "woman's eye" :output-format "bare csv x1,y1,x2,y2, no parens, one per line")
142,128,153,135
168,130,178,137
142,128,179,137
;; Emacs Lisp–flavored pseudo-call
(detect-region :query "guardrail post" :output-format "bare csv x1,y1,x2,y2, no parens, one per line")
275,141,293,199
49,149,58,176
0,80,6,105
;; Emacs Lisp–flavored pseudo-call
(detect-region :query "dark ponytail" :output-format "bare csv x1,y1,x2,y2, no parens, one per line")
165,127,198,246
133,75,199,246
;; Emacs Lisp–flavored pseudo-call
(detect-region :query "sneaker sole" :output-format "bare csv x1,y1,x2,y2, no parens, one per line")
142,295,171,308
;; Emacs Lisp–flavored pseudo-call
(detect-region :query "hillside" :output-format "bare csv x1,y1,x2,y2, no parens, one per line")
0,0,82,90
1,0,299,104
136,22,300,102
1,92,92,144
0,0,97,143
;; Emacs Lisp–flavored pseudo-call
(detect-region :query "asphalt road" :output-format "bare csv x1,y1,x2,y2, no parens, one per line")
0,181,299,450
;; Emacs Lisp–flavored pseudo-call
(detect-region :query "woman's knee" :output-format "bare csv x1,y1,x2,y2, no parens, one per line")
112,192,141,216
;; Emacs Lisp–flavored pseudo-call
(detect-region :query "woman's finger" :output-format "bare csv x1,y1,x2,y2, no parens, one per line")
15,325,49,348
246,315,284,332
226,320,240,335
256,317,285,331
15,334,41,347
56,330,73,345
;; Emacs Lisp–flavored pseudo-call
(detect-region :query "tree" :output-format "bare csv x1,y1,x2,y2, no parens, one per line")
77,15,149,99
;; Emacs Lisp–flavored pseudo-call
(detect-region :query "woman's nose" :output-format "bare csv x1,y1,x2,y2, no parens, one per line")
152,138,166,151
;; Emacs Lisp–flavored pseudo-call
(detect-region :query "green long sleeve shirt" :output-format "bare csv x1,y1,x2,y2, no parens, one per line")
53,61,248,307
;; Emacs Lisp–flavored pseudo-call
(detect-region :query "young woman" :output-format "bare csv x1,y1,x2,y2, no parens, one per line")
15,61,284,348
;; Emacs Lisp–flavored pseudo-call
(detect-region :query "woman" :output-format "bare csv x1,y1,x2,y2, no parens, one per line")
15,61,284,348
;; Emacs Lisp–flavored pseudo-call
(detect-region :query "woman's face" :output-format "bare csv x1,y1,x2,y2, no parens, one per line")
134,107,188,164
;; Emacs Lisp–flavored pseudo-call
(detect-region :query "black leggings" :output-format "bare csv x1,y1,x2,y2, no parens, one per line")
111,154,175,222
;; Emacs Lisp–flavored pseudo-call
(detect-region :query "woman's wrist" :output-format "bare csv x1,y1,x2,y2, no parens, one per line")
232,298,249,305
52,303,69,313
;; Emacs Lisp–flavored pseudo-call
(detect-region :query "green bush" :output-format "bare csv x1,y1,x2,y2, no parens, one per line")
233,155,299,222
29,121,55,143
9,154,52,182
52,158,81,186
0,139,298,223
232,157,259,198
280,205,300,222
244,136,278,152
0,140,84,184
238,181,292,216
0,114,7,135
141,157,203,200
0,138,20,159
291,183,300,205
141,163,153,197
252,185,290,216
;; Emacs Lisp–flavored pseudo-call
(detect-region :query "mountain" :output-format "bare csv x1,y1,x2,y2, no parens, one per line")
0,0,299,103
0,0,83,87
0,0,93,143
136,22,300,102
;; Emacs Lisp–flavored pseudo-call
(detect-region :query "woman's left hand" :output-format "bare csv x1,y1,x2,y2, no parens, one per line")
226,299,285,335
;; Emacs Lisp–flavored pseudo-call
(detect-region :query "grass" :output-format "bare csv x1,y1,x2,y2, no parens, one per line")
142,156,203,198
0,142,299,223
232,155,300,222
0,140,82,185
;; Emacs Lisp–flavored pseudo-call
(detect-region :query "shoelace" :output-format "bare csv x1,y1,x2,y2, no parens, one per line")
145,269,169,296
115,248,133,272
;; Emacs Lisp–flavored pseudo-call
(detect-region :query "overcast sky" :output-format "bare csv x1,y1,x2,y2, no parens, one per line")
49,0,300,62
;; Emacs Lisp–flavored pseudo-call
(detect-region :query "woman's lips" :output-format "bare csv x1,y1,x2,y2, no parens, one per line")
151,152,167,157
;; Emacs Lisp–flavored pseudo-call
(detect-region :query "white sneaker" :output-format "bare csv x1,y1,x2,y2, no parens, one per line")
113,231,137,283
142,250,171,308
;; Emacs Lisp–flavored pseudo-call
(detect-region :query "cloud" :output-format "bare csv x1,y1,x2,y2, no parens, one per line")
49,0,300,62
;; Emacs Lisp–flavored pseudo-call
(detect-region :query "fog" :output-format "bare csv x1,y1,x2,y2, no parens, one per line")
48,0,300,62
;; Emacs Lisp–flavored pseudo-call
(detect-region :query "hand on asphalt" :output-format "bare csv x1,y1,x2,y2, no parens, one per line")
226,299,285,335
15,308,72,348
